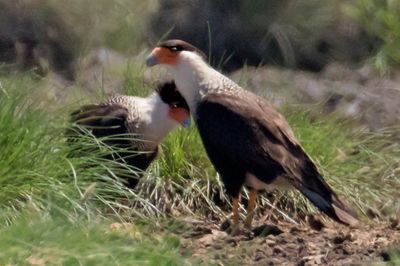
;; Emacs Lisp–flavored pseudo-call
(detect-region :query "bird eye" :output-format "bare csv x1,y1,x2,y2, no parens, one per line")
170,101,179,108
169,45,183,52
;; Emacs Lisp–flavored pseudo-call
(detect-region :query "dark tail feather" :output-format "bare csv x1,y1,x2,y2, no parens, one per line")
299,180,359,226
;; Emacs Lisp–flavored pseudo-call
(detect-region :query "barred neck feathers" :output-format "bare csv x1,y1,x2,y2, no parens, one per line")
170,51,242,114
108,93,179,147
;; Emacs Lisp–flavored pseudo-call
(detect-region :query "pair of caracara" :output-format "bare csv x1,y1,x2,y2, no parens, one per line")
70,40,358,229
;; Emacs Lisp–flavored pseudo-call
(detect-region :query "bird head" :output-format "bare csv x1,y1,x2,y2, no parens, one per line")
146,39,207,68
146,40,211,112
155,80,191,127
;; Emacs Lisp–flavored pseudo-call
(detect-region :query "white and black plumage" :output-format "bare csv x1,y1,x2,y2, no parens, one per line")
68,81,190,188
146,40,358,227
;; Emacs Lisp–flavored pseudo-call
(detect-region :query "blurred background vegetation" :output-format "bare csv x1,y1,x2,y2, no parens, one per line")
1,0,399,77
0,0,399,264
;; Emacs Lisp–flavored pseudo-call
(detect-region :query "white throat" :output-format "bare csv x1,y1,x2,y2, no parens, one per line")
168,51,222,115
139,93,179,146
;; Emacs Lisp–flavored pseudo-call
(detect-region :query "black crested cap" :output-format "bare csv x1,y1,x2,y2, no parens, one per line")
158,39,207,60
155,80,189,111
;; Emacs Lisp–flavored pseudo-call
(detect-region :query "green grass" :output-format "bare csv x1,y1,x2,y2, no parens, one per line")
0,69,399,264
0,75,59,203
0,74,133,205
282,109,400,216
0,202,185,266
388,251,400,266
0,73,188,265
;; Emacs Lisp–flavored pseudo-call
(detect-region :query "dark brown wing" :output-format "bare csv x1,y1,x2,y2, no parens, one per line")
197,92,304,182
67,104,157,189
69,104,129,140
196,91,358,225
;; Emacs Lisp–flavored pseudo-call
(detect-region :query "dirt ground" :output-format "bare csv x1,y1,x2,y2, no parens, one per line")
179,216,400,265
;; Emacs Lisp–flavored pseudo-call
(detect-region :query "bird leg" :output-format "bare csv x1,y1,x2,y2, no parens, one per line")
231,196,240,227
245,189,258,229
228,195,242,235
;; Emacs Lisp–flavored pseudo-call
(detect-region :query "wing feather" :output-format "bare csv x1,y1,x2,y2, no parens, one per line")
69,104,129,139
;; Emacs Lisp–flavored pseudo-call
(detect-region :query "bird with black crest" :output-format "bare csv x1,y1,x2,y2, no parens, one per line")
146,39,358,229
67,80,190,188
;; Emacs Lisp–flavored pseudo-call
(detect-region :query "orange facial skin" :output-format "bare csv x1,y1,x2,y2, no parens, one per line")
147,47,179,66
168,107,189,124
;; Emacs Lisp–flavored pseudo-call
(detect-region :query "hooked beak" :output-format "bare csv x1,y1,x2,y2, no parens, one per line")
146,53,159,67
181,117,191,128
146,47,177,66
168,107,190,128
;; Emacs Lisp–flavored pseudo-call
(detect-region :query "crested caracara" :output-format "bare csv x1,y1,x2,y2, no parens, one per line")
68,81,190,188
146,40,358,228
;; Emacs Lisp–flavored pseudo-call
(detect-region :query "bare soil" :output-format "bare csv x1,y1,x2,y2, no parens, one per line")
179,216,400,265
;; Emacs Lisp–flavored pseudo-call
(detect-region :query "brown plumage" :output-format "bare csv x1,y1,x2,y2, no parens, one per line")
146,39,359,227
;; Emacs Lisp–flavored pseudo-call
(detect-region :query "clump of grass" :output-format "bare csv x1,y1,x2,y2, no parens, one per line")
0,74,130,205
279,109,400,218
0,73,167,226
0,72,194,264
0,75,57,203
157,125,214,181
